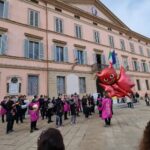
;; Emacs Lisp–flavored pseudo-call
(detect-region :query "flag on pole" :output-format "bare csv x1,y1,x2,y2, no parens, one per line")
108,50,116,64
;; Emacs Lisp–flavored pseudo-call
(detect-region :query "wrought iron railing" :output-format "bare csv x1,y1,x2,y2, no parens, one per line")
92,63,109,72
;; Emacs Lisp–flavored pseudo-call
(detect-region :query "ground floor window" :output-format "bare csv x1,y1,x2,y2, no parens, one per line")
57,76,65,95
28,75,39,96
79,77,86,93
136,79,141,91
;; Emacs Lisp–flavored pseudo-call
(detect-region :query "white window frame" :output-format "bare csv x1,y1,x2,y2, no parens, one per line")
28,9,40,27
54,17,63,33
75,24,82,39
93,30,100,44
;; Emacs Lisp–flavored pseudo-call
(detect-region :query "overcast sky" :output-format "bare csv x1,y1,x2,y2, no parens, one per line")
101,0,150,38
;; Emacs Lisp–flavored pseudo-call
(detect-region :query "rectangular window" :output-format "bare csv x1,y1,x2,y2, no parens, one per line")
132,59,139,71
120,39,125,50
75,25,82,39
114,55,120,69
0,34,8,55
77,50,84,64
147,49,150,57
141,61,148,72
145,80,150,90
122,57,129,70
129,43,135,53
0,0,4,18
79,77,86,93
29,41,39,59
108,35,114,48
24,39,44,60
136,79,141,91
56,46,64,62
28,75,39,96
94,31,100,43
29,9,39,27
139,46,144,55
57,76,65,95
55,17,63,33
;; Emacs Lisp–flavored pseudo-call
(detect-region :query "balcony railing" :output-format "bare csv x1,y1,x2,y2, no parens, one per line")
92,63,109,72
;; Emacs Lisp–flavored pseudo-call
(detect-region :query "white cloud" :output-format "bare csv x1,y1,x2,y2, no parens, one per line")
101,0,150,38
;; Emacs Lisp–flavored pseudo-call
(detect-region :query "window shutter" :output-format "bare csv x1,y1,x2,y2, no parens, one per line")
39,42,44,60
93,53,96,64
137,62,140,71
83,51,87,65
34,11,39,27
3,1,9,18
145,63,148,72
73,49,77,60
55,18,59,32
141,63,144,72
1,34,8,54
132,61,135,71
24,39,29,58
63,47,68,62
101,54,106,65
29,10,34,26
51,45,57,61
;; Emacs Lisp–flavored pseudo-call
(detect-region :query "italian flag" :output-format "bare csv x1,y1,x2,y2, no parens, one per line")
108,50,116,64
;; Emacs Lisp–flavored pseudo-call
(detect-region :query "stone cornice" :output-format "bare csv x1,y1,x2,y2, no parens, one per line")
0,27,8,32
74,44,86,49
25,33,43,39
52,39,67,45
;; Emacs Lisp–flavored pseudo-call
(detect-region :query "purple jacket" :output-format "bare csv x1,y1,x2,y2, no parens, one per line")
0,101,7,115
29,101,40,122
100,98,113,119
64,101,69,112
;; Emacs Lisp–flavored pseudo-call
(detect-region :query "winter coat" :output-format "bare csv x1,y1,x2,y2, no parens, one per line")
100,98,113,119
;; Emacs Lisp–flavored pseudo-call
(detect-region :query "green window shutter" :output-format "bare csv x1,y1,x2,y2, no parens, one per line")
39,42,44,60
132,61,135,71
145,63,148,72
63,47,68,62
3,1,9,18
1,34,8,54
24,39,29,58
83,51,87,65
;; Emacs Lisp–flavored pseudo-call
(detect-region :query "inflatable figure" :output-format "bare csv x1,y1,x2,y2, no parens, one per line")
97,63,135,98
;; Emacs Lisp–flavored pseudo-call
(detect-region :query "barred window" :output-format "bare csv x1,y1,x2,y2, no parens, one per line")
79,77,86,93
57,76,65,95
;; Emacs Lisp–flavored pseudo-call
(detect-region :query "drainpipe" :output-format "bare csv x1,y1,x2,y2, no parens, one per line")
45,1,49,96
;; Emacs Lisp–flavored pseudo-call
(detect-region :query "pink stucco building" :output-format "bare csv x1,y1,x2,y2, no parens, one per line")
0,0,150,99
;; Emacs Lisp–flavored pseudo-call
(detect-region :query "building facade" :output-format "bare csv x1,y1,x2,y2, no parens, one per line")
0,0,150,99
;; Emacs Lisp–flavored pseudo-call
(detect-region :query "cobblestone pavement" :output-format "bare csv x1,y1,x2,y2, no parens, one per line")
0,101,149,150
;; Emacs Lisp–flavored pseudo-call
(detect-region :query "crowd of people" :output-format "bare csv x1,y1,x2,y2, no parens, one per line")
0,91,150,150
0,93,98,134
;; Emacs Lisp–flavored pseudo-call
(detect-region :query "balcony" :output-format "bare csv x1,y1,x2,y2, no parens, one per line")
92,63,109,72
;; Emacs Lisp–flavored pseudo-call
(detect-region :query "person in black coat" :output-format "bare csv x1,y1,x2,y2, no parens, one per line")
55,95,64,128
5,96,16,134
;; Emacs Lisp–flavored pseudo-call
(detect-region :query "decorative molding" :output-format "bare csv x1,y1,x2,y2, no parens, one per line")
94,48,103,53
52,39,67,45
74,44,86,49
24,33,43,40
0,27,8,32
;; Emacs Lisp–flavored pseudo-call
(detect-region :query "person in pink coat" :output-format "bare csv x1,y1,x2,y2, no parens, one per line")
29,95,40,133
100,92,113,127
63,96,69,120
0,96,8,123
